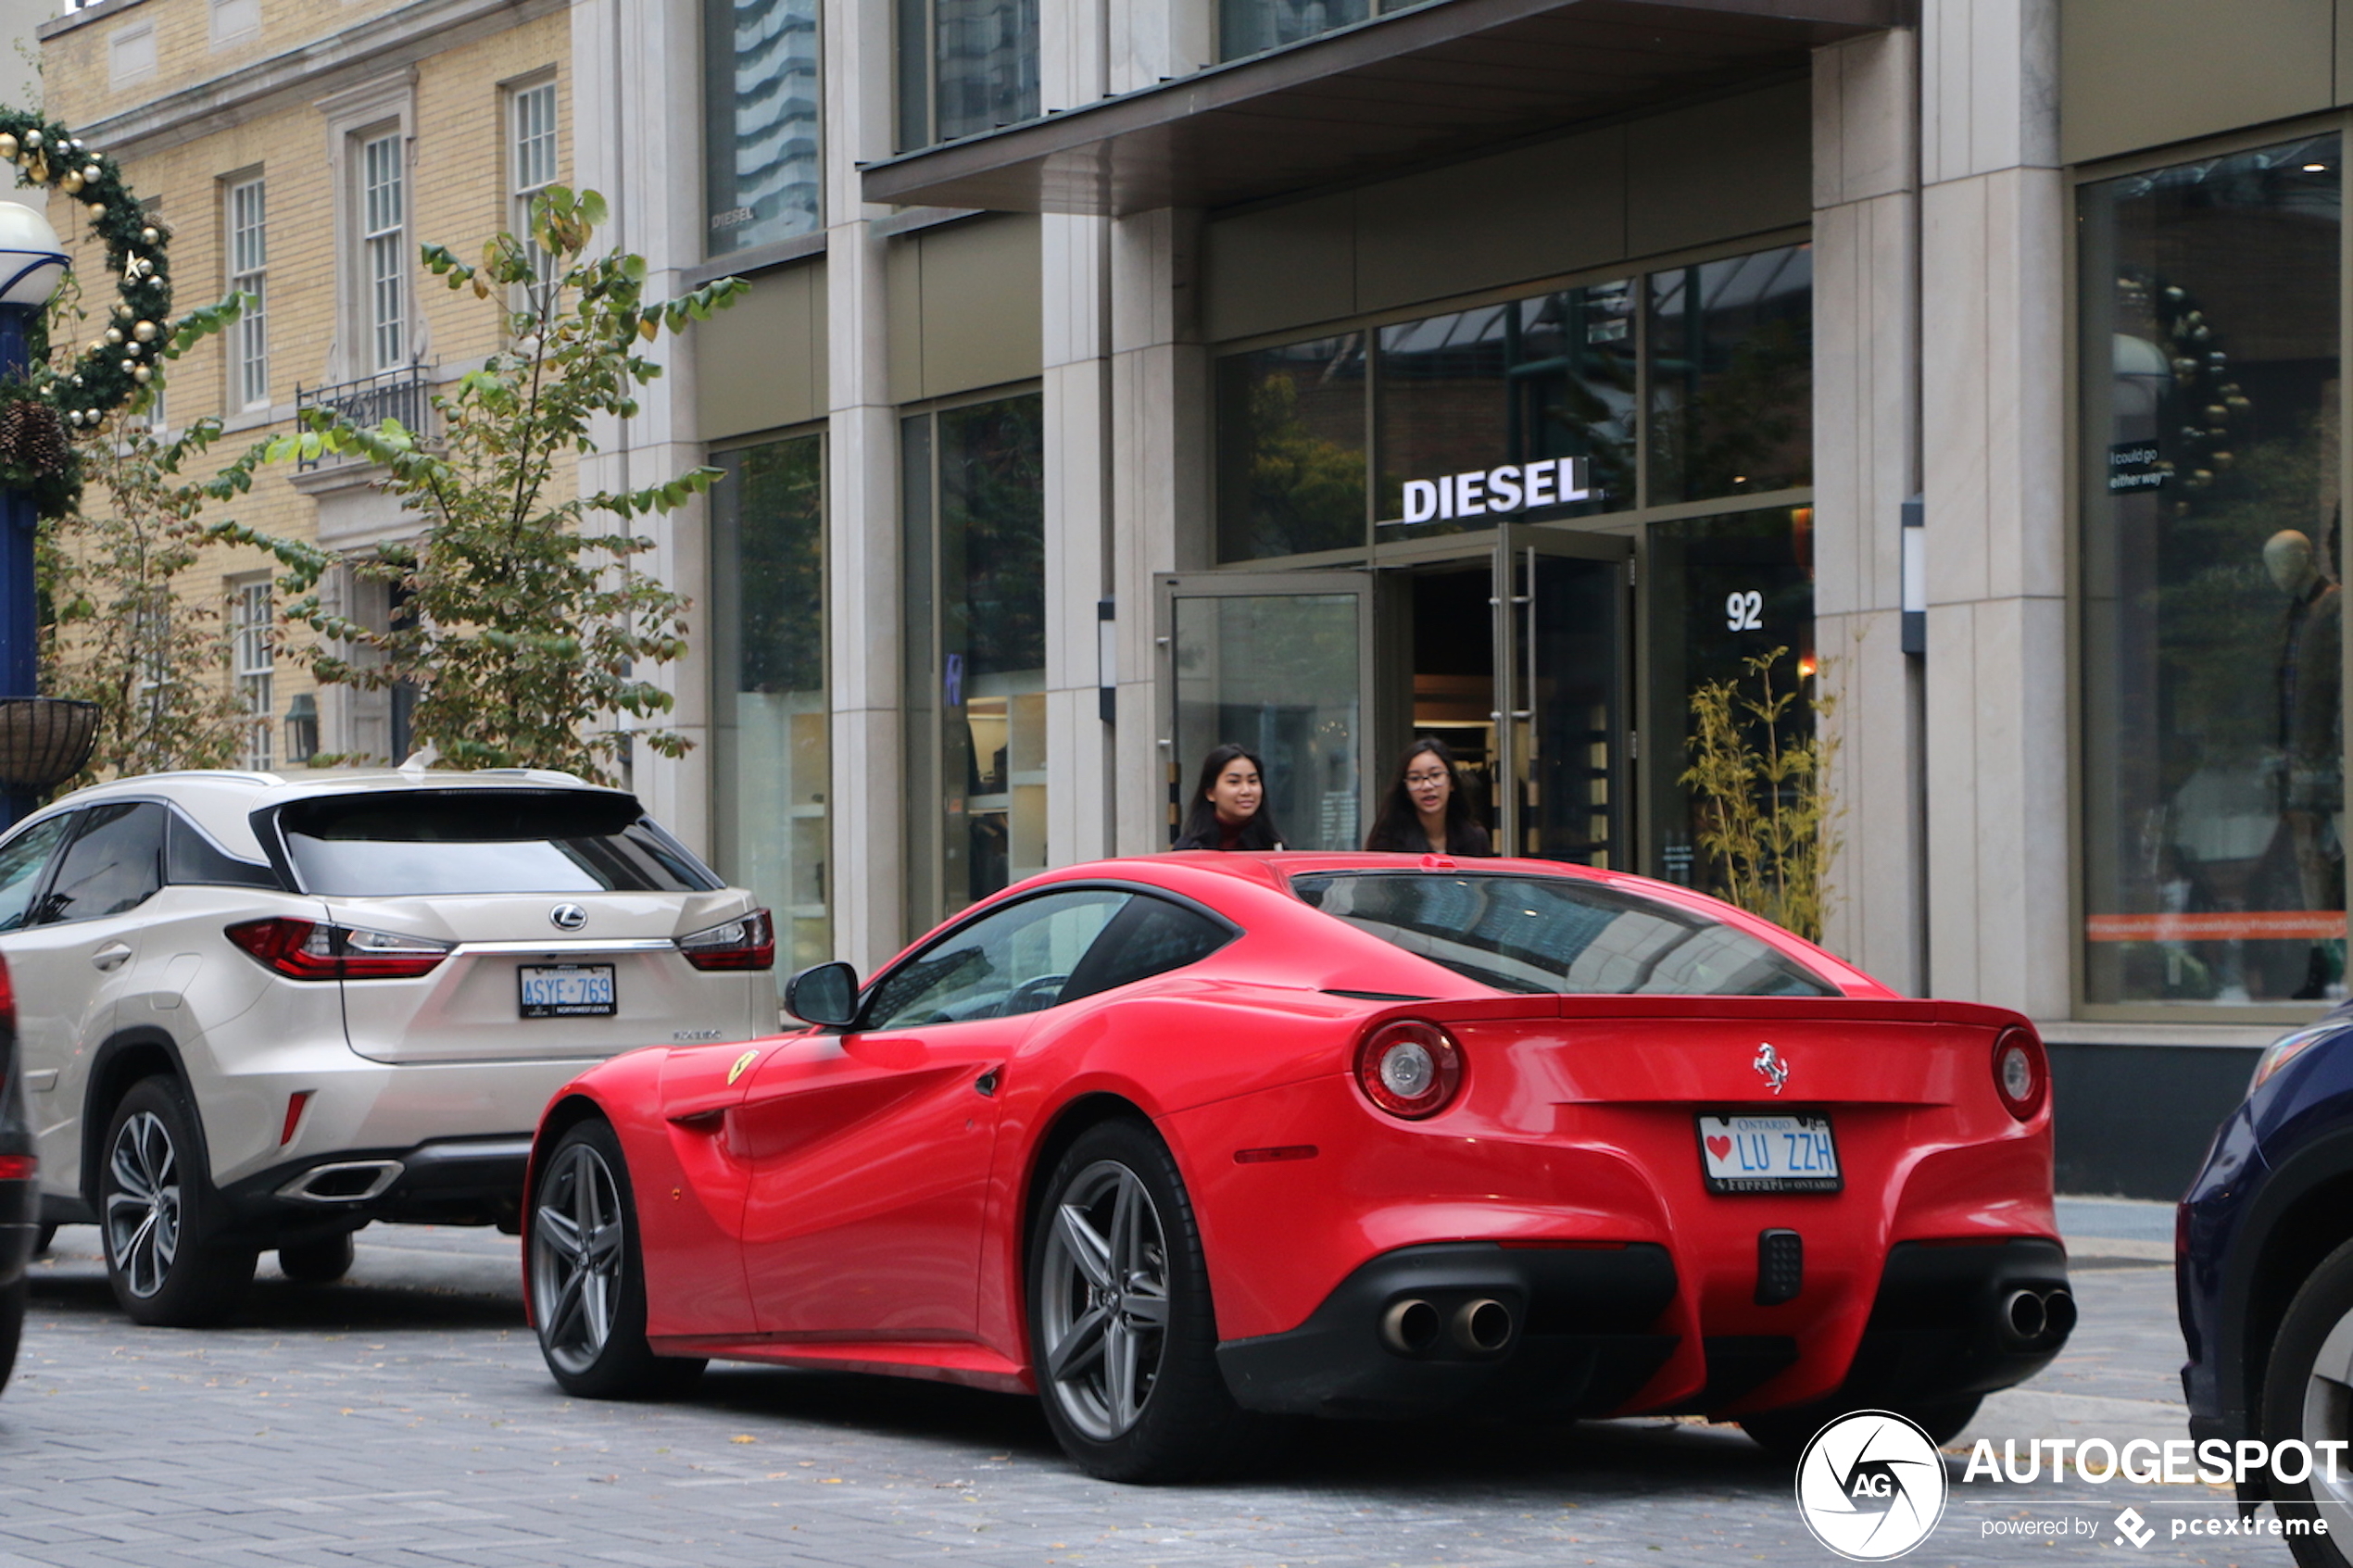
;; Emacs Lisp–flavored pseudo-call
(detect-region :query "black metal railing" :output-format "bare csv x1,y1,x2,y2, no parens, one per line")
293,365,432,469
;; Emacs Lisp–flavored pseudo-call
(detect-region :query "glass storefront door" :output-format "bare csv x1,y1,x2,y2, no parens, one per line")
1491,526,1632,864
1158,574,1372,851
1163,529,1630,861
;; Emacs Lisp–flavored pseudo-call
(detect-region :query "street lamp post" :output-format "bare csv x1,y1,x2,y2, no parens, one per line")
0,200,69,824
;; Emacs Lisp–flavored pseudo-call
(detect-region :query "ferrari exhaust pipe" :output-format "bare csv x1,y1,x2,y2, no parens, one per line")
2000,1287,2048,1344
2041,1287,2077,1340
1379,1298,1442,1355
1453,1298,1514,1355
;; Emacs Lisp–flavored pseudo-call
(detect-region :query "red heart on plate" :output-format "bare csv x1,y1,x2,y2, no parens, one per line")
1705,1135,1732,1161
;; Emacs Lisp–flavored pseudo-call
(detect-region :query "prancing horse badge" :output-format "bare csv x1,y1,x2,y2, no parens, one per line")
727,1048,759,1085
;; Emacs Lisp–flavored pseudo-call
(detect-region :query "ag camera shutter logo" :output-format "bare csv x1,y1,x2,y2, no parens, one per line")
1794,1410,1949,1560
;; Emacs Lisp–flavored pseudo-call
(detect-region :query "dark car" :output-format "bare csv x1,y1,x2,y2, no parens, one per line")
0,951,32,1395
2181,1008,2353,1562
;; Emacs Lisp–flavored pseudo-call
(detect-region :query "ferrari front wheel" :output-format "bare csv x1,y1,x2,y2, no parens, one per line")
528,1119,703,1400
1028,1119,1256,1482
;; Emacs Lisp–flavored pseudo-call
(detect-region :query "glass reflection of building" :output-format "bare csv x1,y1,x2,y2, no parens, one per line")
703,0,821,256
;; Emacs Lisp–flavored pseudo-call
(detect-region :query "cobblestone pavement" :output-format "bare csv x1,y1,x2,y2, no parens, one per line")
0,1215,2300,1567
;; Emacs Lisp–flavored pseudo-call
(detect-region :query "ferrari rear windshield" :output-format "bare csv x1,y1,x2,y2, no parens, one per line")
1290,872,1837,997
273,791,723,896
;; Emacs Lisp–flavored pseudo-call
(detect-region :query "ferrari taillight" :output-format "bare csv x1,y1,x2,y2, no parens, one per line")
1993,1025,2047,1121
0,1154,31,1180
678,909,775,972
1355,1020,1465,1120
226,918,452,981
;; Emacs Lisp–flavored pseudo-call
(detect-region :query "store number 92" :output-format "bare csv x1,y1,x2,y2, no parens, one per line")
1725,590,1765,632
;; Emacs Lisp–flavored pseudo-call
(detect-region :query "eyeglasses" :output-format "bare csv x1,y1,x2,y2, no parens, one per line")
1404,770,1450,786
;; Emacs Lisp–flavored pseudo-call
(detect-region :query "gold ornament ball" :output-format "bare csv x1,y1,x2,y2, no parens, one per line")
133,367,151,384
84,201,103,216
102,327,121,345
132,321,156,343
57,172,80,194
139,227,157,245
83,341,100,356
0,134,20,162
119,358,134,373
112,304,131,320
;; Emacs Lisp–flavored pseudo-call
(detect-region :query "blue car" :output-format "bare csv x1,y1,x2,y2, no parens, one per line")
2181,1009,2353,1562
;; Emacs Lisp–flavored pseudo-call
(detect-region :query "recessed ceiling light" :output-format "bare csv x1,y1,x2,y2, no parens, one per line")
2307,162,2330,171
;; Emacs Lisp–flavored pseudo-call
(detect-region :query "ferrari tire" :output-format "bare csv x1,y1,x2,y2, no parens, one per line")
528,1119,703,1400
2260,1238,2353,1567
99,1078,256,1327
1739,1395,1982,1461
1027,1118,1257,1482
278,1231,357,1285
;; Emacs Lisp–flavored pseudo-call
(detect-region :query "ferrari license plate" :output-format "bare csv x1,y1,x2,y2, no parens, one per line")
1697,1112,1842,1194
519,963,616,1019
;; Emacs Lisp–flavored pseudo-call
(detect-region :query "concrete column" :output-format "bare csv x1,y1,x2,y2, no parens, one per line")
1918,0,2069,1016
1040,0,1114,864
1109,206,1209,856
572,0,711,845
822,0,905,972
1812,28,1924,995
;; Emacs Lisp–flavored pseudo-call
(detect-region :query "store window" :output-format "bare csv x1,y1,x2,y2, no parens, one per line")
1214,334,1366,562
1214,243,1807,564
711,432,830,977
897,0,1038,149
1646,244,1812,505
2080,135,2344,1010
1218,0,1435,60
705,0,820,255
903,392,1046,932
1642,508,1816,889
1374,282,1635,540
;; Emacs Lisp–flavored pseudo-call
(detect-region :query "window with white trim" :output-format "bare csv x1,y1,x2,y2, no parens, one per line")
360,132,405,370
227,176,267,409
510,80,558,287
233,578,273,771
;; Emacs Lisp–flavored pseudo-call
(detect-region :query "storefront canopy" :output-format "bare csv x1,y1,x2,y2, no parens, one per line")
860,0,1905,216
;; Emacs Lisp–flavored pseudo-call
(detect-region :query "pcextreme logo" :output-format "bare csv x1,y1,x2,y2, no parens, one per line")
1794,1410,1950,1561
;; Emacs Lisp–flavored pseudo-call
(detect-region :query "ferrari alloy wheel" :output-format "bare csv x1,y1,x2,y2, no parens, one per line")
528,1119,703,1400
1028,1119,1259,1482
2261,1239,2353,1566
98,1078,255,1327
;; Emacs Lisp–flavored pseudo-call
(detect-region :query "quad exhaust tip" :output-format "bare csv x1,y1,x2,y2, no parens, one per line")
1378,1296,1516,1357
2000,1286,2076,1346
276,1160,403,1204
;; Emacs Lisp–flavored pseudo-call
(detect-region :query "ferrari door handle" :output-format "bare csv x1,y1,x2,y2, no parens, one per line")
90,942,132,972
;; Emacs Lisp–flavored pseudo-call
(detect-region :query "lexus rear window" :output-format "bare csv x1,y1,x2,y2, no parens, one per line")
1290,872,1836,997
274,791,723,896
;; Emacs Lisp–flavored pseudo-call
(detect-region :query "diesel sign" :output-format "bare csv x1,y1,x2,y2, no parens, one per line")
1402,457,1592,523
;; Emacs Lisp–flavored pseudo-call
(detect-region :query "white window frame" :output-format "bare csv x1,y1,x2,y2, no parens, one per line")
510,76,559,274
232,577,273,771
360,132,405,372
318,72,418,383
226,175,267,410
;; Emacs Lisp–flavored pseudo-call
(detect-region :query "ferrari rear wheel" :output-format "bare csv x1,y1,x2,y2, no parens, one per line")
2260,1238,2353,1567
1028,1118,1257,1482
528,1119,704,1400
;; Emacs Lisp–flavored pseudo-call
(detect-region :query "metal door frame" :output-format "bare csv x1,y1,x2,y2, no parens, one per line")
1491,524,1635,863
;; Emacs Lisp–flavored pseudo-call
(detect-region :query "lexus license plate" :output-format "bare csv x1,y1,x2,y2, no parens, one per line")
1697,1112,1842,1194
519,963,616,1019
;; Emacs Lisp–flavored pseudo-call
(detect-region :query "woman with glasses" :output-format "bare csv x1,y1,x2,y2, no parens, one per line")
1364,737,1492,857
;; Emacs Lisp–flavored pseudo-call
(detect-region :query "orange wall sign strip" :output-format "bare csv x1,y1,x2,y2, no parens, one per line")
2085,911,2348,942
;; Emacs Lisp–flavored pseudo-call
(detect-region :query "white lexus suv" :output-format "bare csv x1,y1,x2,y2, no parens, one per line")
9,768,774,1325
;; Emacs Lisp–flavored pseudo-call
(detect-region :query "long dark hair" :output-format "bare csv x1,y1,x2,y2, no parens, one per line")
1173,743,1283,850
1365,736,1490,855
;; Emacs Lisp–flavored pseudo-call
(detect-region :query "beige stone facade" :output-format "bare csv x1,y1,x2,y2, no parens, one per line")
39,0,569,768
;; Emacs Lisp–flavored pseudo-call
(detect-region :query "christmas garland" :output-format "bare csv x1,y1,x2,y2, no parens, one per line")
0,108,182,517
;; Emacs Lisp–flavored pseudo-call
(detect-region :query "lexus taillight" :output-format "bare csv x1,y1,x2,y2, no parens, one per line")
226,918,452,981
1355,1020,1465,1120
1993,1025,2047,1121
678,909,774,972
0,950,17,1037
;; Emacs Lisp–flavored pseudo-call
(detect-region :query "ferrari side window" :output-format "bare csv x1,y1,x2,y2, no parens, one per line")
1058,896,1234,1004
862,889,1132,1029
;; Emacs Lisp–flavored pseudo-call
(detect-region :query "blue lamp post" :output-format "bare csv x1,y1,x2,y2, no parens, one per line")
0,201,69,825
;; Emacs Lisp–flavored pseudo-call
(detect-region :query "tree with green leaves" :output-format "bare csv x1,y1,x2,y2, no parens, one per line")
206,187,747,784
1679,646,1842,943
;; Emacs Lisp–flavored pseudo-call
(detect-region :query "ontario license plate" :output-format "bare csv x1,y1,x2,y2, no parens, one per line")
1697,1112,1842,1194
519,963,616,1019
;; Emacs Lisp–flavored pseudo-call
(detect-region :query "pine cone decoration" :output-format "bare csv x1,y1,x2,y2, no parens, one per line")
0,399,68,475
